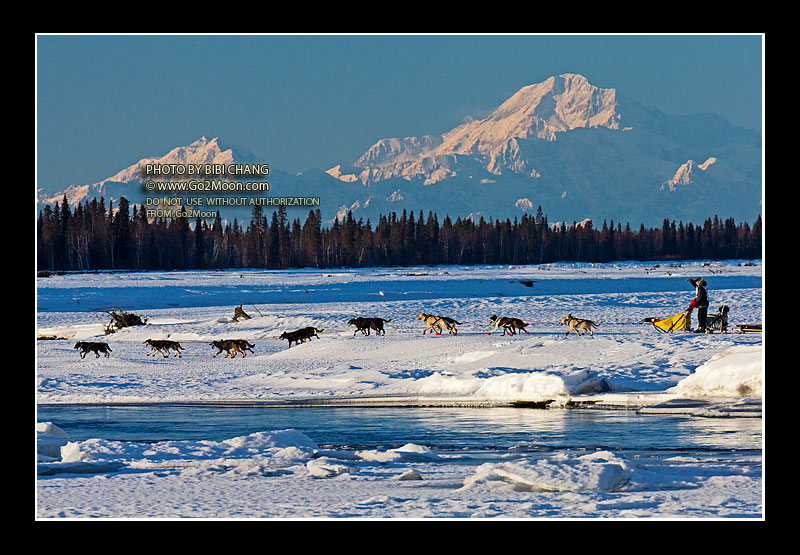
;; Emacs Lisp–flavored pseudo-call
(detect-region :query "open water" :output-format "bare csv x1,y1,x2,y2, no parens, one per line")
37,404,762,455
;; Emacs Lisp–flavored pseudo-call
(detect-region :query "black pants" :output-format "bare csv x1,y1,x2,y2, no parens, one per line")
697,306,708,332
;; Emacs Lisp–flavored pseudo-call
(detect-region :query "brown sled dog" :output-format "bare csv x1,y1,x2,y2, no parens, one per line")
487,315,530,336
559,315,598,336
74,341,112,358
144,339,184,358
231,339,255,356
210,339,255,358
416,313,462,335
348,317,391,336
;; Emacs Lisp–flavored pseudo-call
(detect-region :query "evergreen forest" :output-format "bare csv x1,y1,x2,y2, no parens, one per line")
37,196,763,272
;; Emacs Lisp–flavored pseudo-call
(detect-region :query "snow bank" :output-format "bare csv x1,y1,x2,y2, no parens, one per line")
356,443,442,463
306,458,353,477
38,428,320,476
462,450,633,493
411,368,609,401
38,423,444,481
669,345,763,398
37,422,125,474
461,448,761,497
60,429,318,465
37,422,69,460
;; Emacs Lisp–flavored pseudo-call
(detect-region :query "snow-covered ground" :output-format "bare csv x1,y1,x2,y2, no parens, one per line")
35,260,764,519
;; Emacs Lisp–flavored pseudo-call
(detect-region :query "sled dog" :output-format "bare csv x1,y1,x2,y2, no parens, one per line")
210,339,254,358
488,315,530,336
279,327,321,348
437,316,462,335
416,313,462,335
300,327,324,340
144,339,184,358
416,313,443,335
348,317,391,336
231,339,255,356
74,341,112,358
559,315,598,336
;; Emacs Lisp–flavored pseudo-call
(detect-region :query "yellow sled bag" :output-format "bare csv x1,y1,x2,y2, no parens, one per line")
652,311,689,333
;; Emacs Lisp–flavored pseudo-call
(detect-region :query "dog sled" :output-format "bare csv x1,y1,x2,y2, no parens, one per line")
648,305,734,334
647,310,690,333
704,305,729,333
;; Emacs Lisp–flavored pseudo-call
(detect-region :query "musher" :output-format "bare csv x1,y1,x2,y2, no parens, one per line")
686,278,709,333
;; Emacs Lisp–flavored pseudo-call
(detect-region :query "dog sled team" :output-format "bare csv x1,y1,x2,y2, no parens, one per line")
71,275,756,360
72,310,598,360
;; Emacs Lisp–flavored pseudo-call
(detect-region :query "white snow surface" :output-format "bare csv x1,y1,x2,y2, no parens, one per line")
36,260,764,519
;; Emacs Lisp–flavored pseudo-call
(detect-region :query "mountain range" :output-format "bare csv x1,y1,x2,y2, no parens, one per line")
38,73,762,228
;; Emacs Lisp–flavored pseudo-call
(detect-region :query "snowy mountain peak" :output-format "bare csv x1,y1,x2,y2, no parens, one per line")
662,157,719,191
39,136,264,206
478,73,621,142
334,74,623,185
317,74,759,226
106,136,239,183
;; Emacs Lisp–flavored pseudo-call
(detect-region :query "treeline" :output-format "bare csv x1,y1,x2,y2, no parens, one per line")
37,196,762,272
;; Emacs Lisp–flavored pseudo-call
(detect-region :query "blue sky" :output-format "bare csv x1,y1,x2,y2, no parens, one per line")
36,34,763,194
